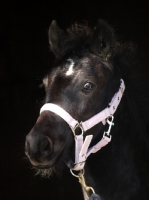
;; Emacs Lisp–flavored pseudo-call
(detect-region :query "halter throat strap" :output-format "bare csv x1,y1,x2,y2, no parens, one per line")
40,79,125,170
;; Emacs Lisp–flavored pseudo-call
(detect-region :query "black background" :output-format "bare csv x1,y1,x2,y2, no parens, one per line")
1,1,149,199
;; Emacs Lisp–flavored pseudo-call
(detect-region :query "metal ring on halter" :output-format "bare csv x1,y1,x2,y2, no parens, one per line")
70,168,85,177
70,122,84,137
107,115,114,124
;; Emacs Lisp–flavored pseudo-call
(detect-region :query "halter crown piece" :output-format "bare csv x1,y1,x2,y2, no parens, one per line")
40,79,125,171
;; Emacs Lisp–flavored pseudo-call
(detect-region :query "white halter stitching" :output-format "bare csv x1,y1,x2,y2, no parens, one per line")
40,79,125,170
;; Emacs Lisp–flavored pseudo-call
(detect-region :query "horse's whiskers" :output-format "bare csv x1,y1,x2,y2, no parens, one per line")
34,168,53,178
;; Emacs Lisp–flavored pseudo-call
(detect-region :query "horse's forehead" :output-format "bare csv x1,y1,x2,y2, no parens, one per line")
64,56,92,76
46,55,98,86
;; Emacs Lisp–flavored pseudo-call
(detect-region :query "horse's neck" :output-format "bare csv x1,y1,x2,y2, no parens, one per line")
83,93,149,199
84,150,108,198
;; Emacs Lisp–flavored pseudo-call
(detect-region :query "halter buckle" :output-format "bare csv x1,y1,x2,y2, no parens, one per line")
103,115,114,138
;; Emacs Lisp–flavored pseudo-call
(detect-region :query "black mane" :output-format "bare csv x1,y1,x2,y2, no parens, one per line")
51,20,135,65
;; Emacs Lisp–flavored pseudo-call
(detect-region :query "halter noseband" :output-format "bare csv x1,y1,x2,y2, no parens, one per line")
40,79,125,171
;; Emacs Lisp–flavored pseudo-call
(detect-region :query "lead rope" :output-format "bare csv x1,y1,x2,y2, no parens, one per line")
70,169,100,200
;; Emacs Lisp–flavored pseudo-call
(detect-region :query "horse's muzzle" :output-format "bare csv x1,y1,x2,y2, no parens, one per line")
25,133,53,165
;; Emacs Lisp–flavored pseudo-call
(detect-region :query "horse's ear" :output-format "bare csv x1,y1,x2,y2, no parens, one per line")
48,20,66,58
91,19,116,61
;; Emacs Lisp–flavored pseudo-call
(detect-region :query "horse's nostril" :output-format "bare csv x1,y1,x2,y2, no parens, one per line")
25,134,53,161
42,137,52,156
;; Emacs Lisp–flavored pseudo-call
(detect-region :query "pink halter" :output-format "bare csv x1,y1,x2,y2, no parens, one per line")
40,79,125,170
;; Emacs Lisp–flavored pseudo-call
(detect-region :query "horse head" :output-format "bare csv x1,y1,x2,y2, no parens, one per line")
25,20,122,176
24,18,149,200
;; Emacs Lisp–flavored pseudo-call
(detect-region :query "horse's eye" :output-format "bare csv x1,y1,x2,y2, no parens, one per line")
83,82,94,92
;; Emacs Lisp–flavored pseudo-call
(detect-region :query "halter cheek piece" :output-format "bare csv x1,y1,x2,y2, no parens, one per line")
40,79,125,171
